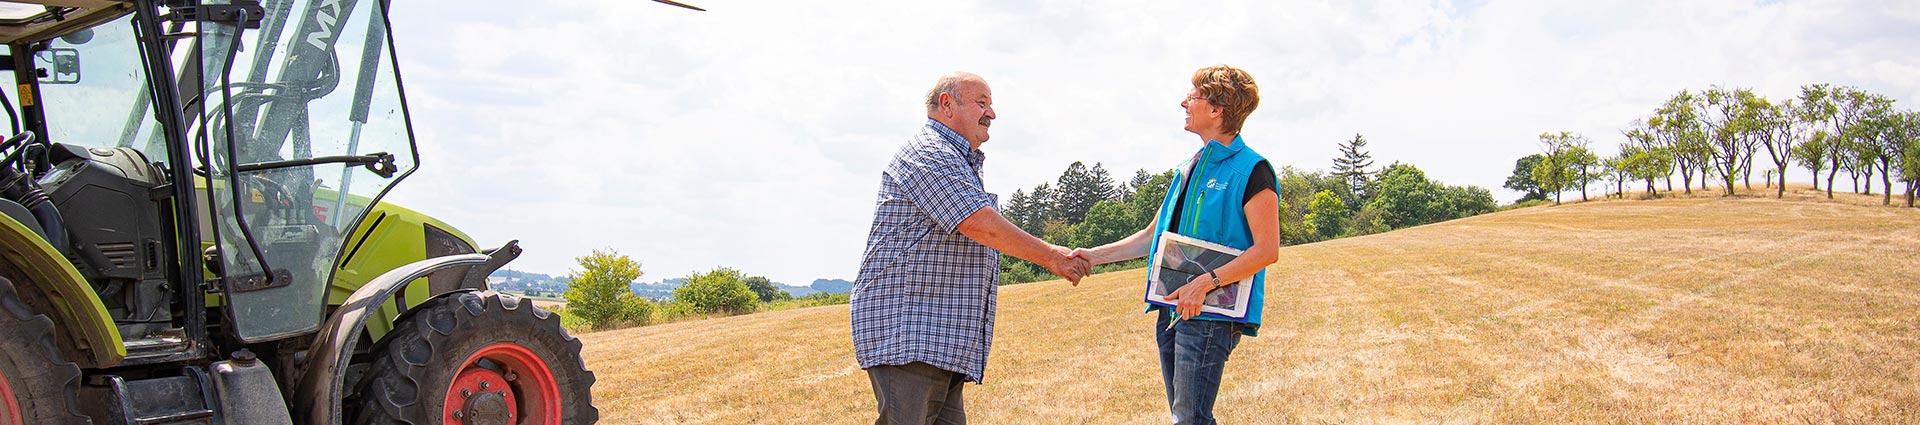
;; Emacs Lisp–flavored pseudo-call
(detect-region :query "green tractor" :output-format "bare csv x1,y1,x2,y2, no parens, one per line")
0,0,608,423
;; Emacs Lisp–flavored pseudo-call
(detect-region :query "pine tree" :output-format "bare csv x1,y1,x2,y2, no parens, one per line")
1049,162,1114,224
1332,133,1376,201
1122,169,1153,202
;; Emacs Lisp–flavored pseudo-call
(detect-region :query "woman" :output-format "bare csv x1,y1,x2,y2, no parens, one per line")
1073,65,1279,424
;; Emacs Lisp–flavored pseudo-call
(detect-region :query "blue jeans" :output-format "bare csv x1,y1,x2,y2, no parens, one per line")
1156,311,1243,425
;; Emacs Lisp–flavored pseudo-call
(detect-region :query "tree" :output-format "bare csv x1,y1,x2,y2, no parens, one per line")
1439,185,1497,218
1532,131,1589,204
1851,94,1901,204
673,267,757,315
1850,100,1912,205
1049,162,1116,225
743,275,790,303
1794,131,1832,192
1368,163,1445,227
1620,125,1670,197
1653,90,1709,195
1502,154,1550,203
1065,200,1136,249
1276,166,1344,244
1342,205,1389,237
1332,133,1376,201
1898,111,1920,207
1605,147,1634,198
1304,190,1348,241
1622,118,1671,196
1566,144,1599,202
1815,85,1869,199
1003,189,1044,236
1701,86,1759,196
1758,94,1807,198
562,248,651,330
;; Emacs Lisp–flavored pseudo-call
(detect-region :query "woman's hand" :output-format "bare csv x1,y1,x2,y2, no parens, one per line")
1161,274,1214,319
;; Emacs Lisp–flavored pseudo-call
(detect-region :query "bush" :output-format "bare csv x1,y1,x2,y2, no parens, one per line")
562,248,650,330
1500,199,1552,211
744,275,792,303
797,292,850,306
672,267,758,316
999,254,1049,285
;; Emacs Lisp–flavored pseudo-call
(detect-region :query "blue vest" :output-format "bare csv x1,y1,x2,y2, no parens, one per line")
1148,135,1268,336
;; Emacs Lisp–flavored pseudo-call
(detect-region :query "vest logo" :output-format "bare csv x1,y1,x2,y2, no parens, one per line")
1206,178,1228,191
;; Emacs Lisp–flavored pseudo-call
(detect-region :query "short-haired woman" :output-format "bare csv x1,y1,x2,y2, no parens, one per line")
1073,65,1280,424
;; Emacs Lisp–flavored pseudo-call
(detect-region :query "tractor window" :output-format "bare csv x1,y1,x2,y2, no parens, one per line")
186,0,419,342
30,15,170,162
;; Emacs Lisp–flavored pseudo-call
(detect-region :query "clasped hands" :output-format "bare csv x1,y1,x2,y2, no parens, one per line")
1040,245,1093,285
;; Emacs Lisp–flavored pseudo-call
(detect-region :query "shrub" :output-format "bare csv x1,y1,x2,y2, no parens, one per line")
672,267,758,316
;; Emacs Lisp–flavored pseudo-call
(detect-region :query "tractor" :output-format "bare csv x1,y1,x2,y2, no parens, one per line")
0,0,649,423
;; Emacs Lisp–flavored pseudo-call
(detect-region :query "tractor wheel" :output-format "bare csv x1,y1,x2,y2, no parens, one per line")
0,277,88,425
351,291,595,425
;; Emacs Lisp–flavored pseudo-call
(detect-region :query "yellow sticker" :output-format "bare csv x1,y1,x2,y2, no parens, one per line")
16,84,31,107
250,189,264,203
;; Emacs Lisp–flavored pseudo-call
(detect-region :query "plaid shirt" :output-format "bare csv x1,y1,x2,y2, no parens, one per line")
851,119,1001,383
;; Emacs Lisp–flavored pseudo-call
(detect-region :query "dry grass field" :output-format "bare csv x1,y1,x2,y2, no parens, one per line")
577,188,1920,423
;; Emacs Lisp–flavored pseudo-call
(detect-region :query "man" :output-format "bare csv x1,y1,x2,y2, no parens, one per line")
851,72,1090,424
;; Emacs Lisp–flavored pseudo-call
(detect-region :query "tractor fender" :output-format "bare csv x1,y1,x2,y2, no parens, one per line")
0,206,123,368
293,245,517,425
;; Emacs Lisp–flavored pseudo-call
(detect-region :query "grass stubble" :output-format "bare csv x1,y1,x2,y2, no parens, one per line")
578,187,1920,423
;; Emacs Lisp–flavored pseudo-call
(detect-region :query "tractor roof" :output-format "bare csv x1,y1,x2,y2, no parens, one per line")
0,0,130,44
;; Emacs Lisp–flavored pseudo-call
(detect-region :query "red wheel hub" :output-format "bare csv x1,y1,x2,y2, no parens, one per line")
0,367,21,425
443,343,561,425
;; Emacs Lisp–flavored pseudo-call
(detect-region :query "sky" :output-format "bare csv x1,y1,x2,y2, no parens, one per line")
378,0,1920,285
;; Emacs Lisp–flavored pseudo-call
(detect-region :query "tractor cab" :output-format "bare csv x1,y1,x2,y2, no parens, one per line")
0,1,594,424
5,0,420,343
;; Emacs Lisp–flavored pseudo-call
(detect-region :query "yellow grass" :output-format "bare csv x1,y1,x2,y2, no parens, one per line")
577,191,1920,423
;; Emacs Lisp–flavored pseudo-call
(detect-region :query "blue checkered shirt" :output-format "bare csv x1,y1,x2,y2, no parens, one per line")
851,119,1001,383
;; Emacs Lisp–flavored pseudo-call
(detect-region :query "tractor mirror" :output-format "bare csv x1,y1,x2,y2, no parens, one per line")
36,48,79,85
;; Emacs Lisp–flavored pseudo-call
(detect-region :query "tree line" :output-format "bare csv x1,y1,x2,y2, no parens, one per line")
1508,84,1920,206
559,248,847,331
998,134,1498,284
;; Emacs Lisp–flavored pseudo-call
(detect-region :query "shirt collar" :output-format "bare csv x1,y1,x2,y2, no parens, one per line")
926,118,986,167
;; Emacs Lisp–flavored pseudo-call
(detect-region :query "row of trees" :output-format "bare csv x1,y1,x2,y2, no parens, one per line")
561,249,845,330
1511,84,1920,206
998,134,1497,284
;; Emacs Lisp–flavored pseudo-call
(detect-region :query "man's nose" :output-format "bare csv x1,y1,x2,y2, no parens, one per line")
985,107,996,120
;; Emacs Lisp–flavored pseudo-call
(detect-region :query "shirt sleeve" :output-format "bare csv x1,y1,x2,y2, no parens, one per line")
1243,160,1276,204
895,147,995,234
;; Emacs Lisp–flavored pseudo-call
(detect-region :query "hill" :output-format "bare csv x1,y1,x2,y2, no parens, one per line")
575,194,1920,423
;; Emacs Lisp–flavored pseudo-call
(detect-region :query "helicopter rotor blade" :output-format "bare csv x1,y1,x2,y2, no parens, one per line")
653,0,706,11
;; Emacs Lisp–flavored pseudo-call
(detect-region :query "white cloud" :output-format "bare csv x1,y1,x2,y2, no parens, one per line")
381,0,1920,283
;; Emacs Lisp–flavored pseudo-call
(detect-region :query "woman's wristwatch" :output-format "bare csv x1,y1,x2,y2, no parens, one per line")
1206,270,1221,289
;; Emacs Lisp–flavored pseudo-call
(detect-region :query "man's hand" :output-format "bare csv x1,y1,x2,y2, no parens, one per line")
1161,275,1212,319
1042,245,1091,285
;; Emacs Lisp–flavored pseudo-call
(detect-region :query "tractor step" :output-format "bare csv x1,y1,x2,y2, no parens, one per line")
86,369,217,424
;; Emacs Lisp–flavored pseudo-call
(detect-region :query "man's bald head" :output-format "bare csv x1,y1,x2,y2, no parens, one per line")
925,72,986,115
923,72,996,147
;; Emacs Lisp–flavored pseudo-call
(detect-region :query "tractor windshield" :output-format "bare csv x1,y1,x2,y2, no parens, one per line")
181,0,419,341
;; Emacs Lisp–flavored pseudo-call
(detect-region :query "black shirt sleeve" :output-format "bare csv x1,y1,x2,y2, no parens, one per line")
1243,160,1275,204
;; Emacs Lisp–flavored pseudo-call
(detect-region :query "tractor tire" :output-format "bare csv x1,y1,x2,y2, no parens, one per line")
350,291,595,425
0,277,89,425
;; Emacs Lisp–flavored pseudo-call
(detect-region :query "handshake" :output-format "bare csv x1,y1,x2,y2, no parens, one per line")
1040,245,1100,285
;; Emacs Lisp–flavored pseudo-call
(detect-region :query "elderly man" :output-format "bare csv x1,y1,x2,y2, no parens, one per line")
851,72,1089,424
